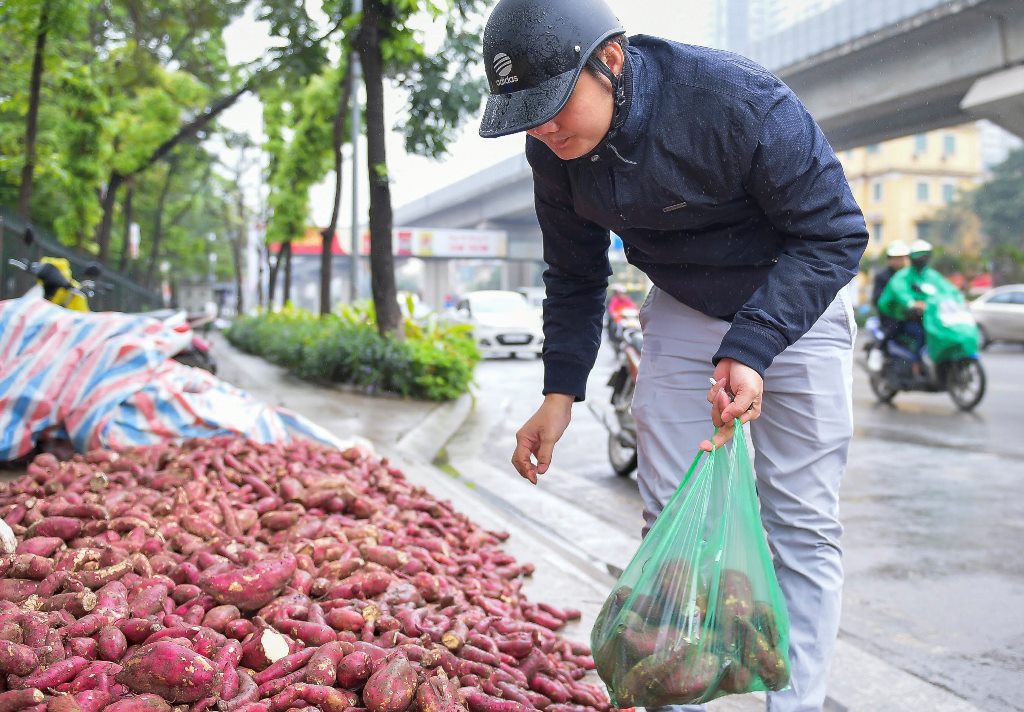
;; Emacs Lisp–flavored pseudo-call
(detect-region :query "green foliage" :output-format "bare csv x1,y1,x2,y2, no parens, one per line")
51,64,109,246
395,14,487,158
264,66,342,246
972,147,1024,252
225,303,479,401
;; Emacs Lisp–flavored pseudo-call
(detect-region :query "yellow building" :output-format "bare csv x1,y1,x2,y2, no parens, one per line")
839,123,985,257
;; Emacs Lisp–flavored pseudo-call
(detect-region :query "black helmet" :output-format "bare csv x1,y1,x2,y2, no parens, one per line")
478,0,625,138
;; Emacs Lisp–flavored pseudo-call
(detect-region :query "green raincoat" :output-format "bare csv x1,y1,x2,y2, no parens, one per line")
878,265,979,362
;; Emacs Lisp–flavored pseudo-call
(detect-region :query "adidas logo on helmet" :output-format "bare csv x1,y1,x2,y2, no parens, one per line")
494,53,519,86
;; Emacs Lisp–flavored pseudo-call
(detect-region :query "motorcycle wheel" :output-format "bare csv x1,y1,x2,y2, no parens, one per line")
608,433,637,477
868,370,898,403
947,359,985,411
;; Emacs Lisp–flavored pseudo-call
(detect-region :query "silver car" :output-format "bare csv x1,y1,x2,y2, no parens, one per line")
450,290,544,359
969,284,1024,348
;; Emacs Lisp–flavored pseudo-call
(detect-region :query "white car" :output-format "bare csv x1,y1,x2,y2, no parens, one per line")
969,284,1024,348
451,290,544,359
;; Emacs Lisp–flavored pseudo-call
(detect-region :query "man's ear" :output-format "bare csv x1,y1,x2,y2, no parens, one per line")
601,41,625,77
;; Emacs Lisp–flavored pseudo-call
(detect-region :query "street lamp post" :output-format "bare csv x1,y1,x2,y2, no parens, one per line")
207,232,217,288
349,0,362,303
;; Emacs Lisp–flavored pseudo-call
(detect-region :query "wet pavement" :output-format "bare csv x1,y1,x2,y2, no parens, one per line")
463,340,1024,711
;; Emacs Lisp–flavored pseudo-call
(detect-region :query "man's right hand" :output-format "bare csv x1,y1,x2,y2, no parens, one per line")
511,394,574,484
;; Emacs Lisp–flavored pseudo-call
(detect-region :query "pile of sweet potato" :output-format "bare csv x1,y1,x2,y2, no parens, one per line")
592,564,789,707
0,437,611,712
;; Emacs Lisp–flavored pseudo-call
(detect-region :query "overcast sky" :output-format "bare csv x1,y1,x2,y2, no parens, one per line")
219,1,715,233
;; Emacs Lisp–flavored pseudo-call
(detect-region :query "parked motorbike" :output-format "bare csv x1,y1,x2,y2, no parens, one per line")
863,303,985,411
135,308,218,374
590,326,642,477
606,306,640,355
8,239,215,374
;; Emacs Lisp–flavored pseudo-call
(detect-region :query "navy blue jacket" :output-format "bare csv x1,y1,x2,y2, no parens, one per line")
528,35,868,400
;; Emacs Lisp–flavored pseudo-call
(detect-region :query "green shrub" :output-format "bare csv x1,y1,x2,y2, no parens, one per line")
225,302,479,401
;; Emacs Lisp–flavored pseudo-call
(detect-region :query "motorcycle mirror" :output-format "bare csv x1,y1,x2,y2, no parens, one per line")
83,262,102,278
22,227,34,247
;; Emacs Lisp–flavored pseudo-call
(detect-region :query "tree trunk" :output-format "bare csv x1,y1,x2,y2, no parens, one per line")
96,173,125,264
257,246,266,309
358,2,401,338
95,82,252,259
144,159,179,286
321,59,354,316
268,241,290,310
231,187,247,315
17,1,50,221
118,177,135,272
283,241,293,308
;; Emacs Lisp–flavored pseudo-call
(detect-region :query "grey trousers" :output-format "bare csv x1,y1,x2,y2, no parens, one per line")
631,287,855,712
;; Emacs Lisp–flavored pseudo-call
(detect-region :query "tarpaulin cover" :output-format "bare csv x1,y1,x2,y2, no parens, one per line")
0,296,343,460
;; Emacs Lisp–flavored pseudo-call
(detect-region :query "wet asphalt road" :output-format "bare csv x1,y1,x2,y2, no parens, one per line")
464,339,1024,711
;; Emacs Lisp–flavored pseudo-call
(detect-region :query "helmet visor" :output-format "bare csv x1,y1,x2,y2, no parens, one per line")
479,68,578,138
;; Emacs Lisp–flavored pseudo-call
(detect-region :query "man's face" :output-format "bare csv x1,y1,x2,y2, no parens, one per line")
888,256,908,270
526,46,621,160
911,253,930,270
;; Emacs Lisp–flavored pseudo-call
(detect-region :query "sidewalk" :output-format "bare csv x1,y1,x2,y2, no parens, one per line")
211,335,983,712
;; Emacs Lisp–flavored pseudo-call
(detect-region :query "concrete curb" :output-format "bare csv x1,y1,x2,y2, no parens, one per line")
395,392,473,464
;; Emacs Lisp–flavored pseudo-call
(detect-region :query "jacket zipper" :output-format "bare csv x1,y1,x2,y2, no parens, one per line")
608,167,625,223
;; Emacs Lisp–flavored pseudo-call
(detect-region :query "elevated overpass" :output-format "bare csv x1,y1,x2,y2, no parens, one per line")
396,0,1024,266
769,0,1024,148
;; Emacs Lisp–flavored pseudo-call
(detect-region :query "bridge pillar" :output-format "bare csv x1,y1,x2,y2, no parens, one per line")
961,65,1024,139
422,259,452,312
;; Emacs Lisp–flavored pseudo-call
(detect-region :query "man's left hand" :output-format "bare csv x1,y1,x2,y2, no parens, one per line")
700,358,763,452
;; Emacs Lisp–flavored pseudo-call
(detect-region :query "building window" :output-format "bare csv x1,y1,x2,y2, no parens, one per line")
917,181,930,202
872,181,883,202
943,134,956,157
866,144,880,154
914,134,928,155
943,183,956,204
916,223,932,242
872,222,884,243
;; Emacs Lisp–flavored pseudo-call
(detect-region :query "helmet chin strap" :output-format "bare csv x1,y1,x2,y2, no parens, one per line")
586,54,627,140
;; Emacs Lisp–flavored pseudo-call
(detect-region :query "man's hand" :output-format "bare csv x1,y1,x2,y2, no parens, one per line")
511,394,573,484
700,358,763,452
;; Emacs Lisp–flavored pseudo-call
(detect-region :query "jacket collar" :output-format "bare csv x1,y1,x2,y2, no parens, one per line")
589,46,647,165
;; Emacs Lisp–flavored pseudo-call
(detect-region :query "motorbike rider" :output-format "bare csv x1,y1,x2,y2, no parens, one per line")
867,241,910,370
479,0,868,709
877,239,960,373
607,284,636,319
605,283,637,344
871,241,910,309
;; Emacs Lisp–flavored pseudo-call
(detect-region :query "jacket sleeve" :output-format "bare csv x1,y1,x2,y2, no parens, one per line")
878,269,912,320
527,138,612,401
714,91,869,374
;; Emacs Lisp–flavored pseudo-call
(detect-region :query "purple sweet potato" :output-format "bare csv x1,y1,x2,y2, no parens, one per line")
115,642,223,703
335,651,373,690
304,641,350,686
96,626,127,662
0,580,38,603
17,656,90,690
239,629,290,671
362,656,418,712
26,517,83,541
101,694,172,712
197,554,296,612
0,689,45,712
0,641,38,676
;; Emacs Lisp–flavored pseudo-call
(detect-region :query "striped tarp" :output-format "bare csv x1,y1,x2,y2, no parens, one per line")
0,296,344,460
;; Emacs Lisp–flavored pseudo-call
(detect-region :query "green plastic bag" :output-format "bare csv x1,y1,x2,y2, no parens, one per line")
923,296,980,363
590,425,791,707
